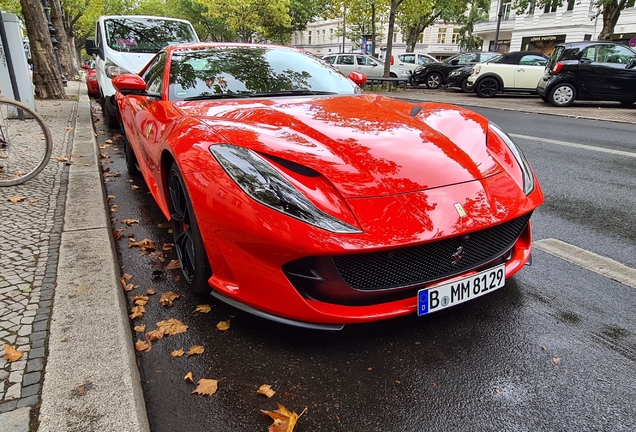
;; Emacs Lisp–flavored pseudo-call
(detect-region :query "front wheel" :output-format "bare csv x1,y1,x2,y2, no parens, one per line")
461,79,471,93
122,136,141,176
425,73,443,89
549,83,576,107
475,77,499,98
168,163,212,294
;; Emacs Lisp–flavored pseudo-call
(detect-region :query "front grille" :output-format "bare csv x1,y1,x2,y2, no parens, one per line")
333,212,532,290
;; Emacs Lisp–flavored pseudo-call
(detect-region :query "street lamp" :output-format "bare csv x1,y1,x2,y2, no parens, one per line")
494,0,503,52
41,0,67,86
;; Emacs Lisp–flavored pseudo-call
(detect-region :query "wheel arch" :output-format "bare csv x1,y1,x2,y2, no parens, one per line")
474,73,503,89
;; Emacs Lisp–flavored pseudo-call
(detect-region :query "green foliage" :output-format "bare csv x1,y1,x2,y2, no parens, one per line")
398,0,469,52
457,1,489,51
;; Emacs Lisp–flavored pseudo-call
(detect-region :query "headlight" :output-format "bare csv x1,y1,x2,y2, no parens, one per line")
489,123,535,195
449,70,460,77
105,59,132,78
210,144,361,233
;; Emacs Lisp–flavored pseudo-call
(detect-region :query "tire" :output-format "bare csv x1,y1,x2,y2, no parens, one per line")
0,99,53,186
539,95,548,102
549,83,576,107
103,99,120,128
168,163,212,294
475,77,499,98
122,136,141,176
461,79,471,93
425,72,443,89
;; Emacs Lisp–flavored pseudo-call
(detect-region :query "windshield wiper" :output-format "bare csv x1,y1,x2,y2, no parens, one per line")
249,90,338,97
183,94,251,101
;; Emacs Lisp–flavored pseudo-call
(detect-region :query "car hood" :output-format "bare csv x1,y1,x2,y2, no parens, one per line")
173,94,501,198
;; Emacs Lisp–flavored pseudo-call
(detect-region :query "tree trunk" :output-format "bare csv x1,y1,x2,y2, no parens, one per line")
384,0,400,78
405,27,419,52
49,0,73,79
371,3,376,57
597,1,624,40
19,0,66,99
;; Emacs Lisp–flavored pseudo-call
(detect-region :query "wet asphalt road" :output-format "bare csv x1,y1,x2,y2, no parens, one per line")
90,97,636,431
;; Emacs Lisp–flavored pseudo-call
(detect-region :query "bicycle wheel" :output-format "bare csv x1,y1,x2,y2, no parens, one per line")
0,98,53,186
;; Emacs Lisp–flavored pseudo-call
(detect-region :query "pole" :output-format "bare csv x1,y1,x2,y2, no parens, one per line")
494,0,503,52
342,6,346,53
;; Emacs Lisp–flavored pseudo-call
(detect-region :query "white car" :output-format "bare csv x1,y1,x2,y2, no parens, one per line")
322,54,411,79
466,51,548,98
392,53,438,73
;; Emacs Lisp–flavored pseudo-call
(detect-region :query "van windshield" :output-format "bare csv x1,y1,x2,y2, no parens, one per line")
105,17,197,53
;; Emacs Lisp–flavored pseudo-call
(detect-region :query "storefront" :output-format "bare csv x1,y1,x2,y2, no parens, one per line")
520,34,567,54
488,40,511,53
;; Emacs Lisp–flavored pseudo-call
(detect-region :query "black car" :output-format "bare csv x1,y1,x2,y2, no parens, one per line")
537,41,636,107
410,51,500,89
445,66,475,92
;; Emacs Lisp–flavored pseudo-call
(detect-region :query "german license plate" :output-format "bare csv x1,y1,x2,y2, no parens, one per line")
417,264,506,316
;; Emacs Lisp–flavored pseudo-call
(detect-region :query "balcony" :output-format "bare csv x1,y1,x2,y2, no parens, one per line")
474,18,516,33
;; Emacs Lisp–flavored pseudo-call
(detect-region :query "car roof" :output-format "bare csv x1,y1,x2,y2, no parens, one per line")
556,41,631,48
492,51,547,63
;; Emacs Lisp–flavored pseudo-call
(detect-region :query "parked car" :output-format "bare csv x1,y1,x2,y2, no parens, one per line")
82,59,100,97
113,42,542,329
410,51,500,89
537,41,636,107
392,52,438,73
467,51,548,98
445,66,475,92
323,53,411,79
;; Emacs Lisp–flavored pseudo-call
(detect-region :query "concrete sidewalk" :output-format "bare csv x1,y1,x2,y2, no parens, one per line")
0,81,148,431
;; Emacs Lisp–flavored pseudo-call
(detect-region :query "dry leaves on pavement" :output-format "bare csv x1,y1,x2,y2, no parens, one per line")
2,344,23,362
131,295,148,306
129,305,146,320
156,318,188,335
122,219,139,226
188,345,205,356
133,324,146,333
192,379,218,396
261,404,302,432
216,320,230,331
147,287,156,295
7,196,26,203
135,340,151,352
159,291,179,307
257,384,276,398
194,304,212,314
129,238,156,252
172,349,185,358
147,329,165,341
166,259,181,270
184,371,194,382
119,273,133,291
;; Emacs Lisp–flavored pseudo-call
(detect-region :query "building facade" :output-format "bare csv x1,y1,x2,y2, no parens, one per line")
292,18,463,61
474,0,636,55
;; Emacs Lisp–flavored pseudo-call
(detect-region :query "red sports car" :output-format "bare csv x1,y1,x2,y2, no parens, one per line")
113,43,543,330
83,60,100,97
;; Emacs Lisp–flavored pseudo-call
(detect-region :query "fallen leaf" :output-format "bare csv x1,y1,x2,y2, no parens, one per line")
184,371,194,382
157,222,171,228
552,357,561,365
192,379,218,396
494,387,501,394
122,219,139,226
188,345,205,356
162,243,174,251
56,156,69,162
135,340,151,352
113,228,126,240
261,404,300,432
194,304,212,314
99,152,109,159
133,324,146,333
131,185,140,190
119,274,134,292
257,384,276,398
159,291,180,307
156,318,188,335
8,196,26,203
29,199,39,203
172,349,185,358
216,320,230,331
105,139,113,144
129,238,156,251
166,259,181,270
132,295,149,306
66,126,74,131
147,329,165,341
147,287,156,295
2,344,23,362
129,305,146,320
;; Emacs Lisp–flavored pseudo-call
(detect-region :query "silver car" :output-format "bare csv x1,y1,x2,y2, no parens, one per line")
323,54,411,79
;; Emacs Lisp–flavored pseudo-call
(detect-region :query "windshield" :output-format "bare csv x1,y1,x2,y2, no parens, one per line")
105,17,197,53
168,46,364,101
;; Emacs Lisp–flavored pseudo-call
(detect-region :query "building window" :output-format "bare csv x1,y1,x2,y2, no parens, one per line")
330,28,334,41
567,0,575,10
437,28,447,43
452,29,460,44
322,29,325,43
308,31,311,45
502,1,511,19
544,0,557,13
529,0,536,14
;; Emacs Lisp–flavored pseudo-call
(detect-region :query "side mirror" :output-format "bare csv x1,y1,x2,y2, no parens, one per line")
112,74,147,93
348,71,367,85
627,57,636,69
85,38,103,60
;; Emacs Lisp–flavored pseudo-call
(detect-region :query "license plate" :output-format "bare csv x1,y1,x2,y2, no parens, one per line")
417,264,506,316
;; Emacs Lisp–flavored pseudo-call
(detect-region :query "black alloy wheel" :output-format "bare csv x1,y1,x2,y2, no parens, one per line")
425,72,443,89
168,163,212,294
476,77,499,98
122,136,141,176
461,79,471,93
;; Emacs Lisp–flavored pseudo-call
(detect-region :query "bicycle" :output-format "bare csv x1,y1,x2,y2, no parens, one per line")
0,97,53,186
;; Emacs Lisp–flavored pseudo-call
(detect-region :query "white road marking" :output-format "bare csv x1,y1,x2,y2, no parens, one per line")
534,238,636,289
510,133,636,158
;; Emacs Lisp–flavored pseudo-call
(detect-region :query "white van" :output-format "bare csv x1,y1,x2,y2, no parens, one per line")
85,15,199,126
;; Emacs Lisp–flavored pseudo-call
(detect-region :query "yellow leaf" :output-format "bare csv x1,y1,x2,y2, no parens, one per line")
184,371,194,382
8,196,26,203
166,259,181,270
162,243,174,251
131,185,140,190
188,345,205,356
129,238,156,251
261,404,301,432
132,295,149,306
194,304,212,314
159,291,180,307
216,320,230,331
135,340,151,352
129,305,145,320
156,318,188,335
192,379,218,396
56,156,69,162
133,324,146,333
2,344,23,362
147,329,165,341
29,199,39,203
113,228,126,240
257,384,276,398
122,219,139,226
172,349,185,358
147,287,156,295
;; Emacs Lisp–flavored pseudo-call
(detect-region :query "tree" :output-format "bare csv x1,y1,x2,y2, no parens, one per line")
383,0,405,77
49,0,74,79
19,0,66,98
261,0,328,44
457,0,489,51
512,0,630,41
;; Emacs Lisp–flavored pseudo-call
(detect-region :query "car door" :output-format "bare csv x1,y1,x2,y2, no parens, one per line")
514,55,548,89
335,55,356,76
577,44,636,98
356,55,382,77
396,54,416,72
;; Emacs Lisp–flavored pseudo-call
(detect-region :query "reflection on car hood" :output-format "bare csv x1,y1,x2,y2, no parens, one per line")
174,94,502,198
